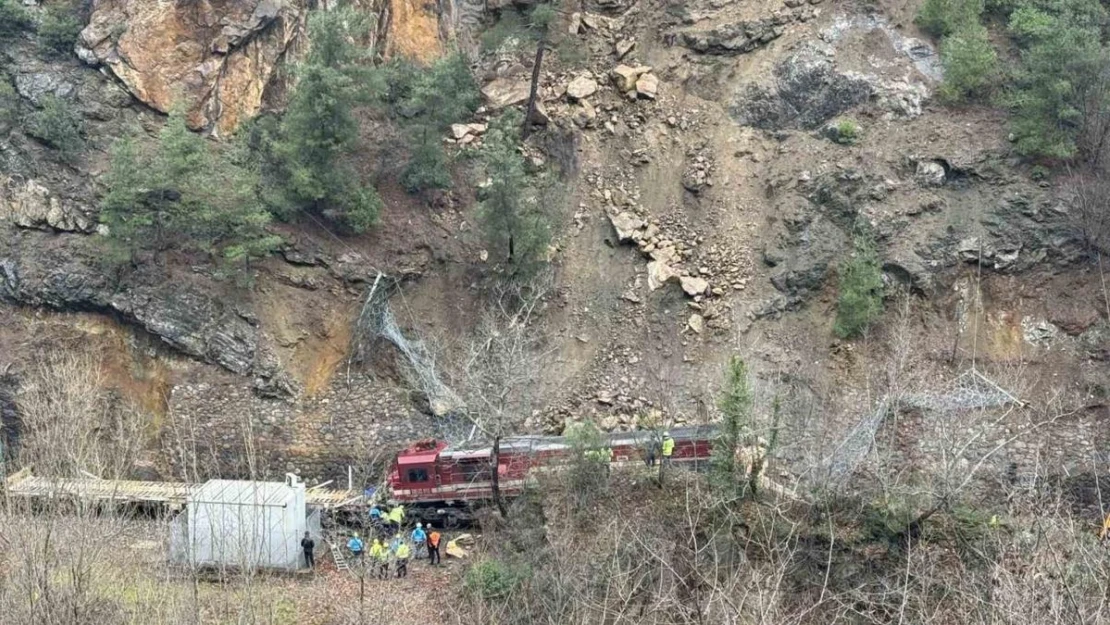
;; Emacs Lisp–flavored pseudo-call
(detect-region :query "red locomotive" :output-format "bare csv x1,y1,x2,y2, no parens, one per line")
386,426,717,527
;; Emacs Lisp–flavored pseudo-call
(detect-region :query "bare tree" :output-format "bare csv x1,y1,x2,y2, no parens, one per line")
456,277,552,518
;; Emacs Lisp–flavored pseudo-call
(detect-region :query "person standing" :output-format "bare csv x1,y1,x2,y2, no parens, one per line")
394,540,411,578
427,529,441,566
300,531,315,570
411,522,427,558
370,538,390,580
661,431,675,466
347,533,364,560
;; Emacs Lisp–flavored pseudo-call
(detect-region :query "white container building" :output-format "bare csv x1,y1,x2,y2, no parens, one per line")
177,476,307,570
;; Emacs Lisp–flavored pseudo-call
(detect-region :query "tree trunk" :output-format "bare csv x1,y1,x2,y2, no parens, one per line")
522,35,547,138
491,435,509,518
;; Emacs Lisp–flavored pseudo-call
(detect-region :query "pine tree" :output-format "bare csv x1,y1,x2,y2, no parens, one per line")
477,109,551,278
262,6,383,233
101,110,279,267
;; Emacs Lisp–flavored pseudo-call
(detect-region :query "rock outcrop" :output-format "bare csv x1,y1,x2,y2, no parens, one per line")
77,0,306,134
0,233,259,374
0,176,97,233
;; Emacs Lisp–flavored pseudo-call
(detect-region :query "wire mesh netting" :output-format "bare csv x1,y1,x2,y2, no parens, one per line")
349,276,468,442
825,368,1022,480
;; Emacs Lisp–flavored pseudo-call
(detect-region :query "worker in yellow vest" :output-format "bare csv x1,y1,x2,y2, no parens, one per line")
370,538,390,580
661,431,675,465
394,540,411,578
387,504,405,530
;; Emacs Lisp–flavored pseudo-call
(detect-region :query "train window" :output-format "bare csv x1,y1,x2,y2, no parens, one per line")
406,468,429,483
457,459,491,481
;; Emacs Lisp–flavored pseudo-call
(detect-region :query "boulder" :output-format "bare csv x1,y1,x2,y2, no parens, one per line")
647,260,678,290
566,75,599,100
679,276,709,296
77,0,304,133
635,73,658,99
915,160,947,186
609,212,645,242
611,64,651,92
574,99,598,128
678,18,784,56
450,124,473,140
481,78,531,109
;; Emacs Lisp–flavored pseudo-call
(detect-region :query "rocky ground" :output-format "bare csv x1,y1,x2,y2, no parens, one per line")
0,0,1107,488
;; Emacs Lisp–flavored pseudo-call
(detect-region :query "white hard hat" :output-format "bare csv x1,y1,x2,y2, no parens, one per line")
416,522,423,528
663,431,671,437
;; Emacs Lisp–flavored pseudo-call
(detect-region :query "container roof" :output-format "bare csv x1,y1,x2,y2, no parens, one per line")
188,480,296,507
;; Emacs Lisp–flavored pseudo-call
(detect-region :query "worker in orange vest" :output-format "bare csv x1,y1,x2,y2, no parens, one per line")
427,529,442,566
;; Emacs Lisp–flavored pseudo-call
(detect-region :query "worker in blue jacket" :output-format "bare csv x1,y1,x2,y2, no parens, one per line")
411,522,427,558
347,533,364,559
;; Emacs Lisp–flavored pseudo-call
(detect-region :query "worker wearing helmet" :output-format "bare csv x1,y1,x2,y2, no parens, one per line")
387,504,405,530
394,540,411,578
347,533,364,560
370,538,390,579
411,522,427,558
661,431,675,465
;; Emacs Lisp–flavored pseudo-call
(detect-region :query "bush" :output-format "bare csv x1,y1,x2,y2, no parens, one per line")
564,421,609,513
25,94,83,158
938,24,1000,101
38,3,83,56
916,0,985,38
0,0,31,40
826,118,861,144
465,559,528,600
834,231,884,339
711,356,755,500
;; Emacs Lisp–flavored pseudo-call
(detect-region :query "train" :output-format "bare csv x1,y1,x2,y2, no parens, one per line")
384,425,718,527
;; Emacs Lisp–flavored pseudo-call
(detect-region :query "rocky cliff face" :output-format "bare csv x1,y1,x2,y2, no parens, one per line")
77,0,307,134
0,0,1106,488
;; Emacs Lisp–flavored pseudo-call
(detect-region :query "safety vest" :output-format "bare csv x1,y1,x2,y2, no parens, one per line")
396,543,411,559
429,531,441,548
370,542,387,561
662,437,675,457
388,506,405,524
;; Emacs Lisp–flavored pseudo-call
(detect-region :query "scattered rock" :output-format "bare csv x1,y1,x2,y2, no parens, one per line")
678,17,785,56
481,78,530,109
611,64,651,92
566,75,599,101
568,11,583,34
679,276,709,296
0,177,95,233
687,313,705,334
609,212,645,242
647,260,678,290
615,39,635,59
915,160,946,186
635,73,659,99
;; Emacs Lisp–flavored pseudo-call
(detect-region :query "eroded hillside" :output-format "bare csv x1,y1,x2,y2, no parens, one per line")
0,0,1106,501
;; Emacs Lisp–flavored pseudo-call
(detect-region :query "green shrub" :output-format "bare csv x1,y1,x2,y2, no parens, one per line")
0,0,32,40
827,118,861,144
834,231,884,339
710,356,755,500
916,0,985,38
38,3,83,56
25,94,83,157
938,24,1000,101
465,559,528,600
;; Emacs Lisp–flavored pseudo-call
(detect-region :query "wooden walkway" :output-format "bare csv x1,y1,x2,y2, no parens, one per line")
2,468,365,511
